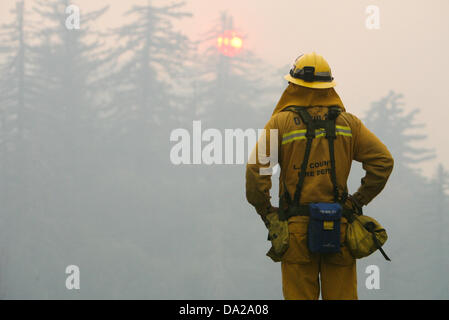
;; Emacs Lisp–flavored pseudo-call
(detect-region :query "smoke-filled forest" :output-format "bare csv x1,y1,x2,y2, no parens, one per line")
0,0,447,299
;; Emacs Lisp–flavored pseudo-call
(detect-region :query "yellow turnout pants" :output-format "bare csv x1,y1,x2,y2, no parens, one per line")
281,216,358,300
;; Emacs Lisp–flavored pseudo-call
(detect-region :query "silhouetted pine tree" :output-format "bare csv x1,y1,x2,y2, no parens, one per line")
0,0,34,297
0,0,111,298
356,91,446,299
194,12,269,130
104,0,191,154
30,0,109,203
364,91,435,173
0,1,31,208
182,12,278,298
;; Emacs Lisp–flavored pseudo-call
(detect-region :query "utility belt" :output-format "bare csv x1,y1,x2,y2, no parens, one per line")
279,201,390,259
280,204,354,220
279,205,310,219
280,202,352,254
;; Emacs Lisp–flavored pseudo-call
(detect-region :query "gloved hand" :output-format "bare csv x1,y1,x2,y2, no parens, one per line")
344,194,363,214
264,210,289,262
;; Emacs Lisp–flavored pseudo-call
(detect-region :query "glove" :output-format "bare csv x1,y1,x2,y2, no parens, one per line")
264,210,289,262
345,194,363,214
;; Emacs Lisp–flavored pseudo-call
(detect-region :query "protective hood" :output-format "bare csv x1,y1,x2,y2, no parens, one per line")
272,83,346,116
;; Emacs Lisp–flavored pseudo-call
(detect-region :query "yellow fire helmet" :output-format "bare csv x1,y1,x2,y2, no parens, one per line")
284,52,337,89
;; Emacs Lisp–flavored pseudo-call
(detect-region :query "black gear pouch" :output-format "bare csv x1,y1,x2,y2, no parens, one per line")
308,202,342,253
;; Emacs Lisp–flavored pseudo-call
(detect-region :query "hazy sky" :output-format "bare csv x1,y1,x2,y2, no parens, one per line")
1,0,448,177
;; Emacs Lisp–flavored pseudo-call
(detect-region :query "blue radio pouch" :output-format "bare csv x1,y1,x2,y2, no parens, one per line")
308,202,342,253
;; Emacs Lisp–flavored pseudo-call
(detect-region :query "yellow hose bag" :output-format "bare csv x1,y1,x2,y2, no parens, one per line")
345,214,390,260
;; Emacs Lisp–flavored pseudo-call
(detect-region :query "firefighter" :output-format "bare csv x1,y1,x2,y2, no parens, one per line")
245,52,394,300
